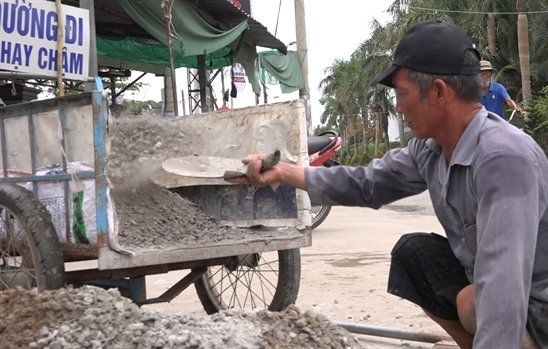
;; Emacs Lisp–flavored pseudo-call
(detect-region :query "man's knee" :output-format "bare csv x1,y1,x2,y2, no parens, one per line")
391,232,435,259
456,284,476,334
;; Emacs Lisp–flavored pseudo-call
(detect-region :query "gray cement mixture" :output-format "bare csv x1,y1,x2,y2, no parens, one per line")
112,181,298,251
107,116,201,187
107,116,299,252
0,285,363,349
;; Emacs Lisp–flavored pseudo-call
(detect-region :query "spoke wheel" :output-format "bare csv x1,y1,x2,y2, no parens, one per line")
0,184,64,291
194,249,300,314
310,205,332,230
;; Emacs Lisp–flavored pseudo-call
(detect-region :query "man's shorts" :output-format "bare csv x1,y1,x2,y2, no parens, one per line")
387,232,548,348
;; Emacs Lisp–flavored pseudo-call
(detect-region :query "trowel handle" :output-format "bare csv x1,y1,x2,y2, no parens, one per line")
260,150,281,172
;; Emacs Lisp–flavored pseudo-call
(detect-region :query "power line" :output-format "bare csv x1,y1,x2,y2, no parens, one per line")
275,0,282,36
330,111,394,117
408,6,548,15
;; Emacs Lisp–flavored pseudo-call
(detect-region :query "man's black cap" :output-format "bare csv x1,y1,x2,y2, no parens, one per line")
372,21,481,88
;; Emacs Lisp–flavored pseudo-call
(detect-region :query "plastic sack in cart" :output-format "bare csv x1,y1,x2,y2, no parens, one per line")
0,163,117,246
35,162,117,245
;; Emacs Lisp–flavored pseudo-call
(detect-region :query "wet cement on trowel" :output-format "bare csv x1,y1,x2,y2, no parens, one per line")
107,116,300,252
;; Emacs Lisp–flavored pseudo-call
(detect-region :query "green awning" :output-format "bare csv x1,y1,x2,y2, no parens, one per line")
96,0,303,96
257,50,305,94
97,35,262,95
118,0,248,58
96,0,261,94
96,36,233,75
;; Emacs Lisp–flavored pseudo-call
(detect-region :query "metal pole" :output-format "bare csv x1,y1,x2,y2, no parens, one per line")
110,77,116,105
181,90,187,116
220,68,226,96
163,0,179,117
187,69,194,115
334,322,452,344
207,70,216,110
197,55,209,113
80,0,98,92
294,0,312,135
114,72,148,98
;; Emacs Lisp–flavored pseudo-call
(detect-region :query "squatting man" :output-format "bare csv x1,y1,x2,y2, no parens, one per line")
227,21,548,349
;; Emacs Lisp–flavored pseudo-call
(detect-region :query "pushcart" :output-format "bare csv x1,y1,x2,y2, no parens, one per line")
0,80,312,314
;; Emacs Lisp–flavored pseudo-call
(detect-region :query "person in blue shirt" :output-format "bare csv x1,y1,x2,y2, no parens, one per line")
480,60,522,119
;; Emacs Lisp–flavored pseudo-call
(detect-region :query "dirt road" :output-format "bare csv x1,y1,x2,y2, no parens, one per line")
143,192,451,348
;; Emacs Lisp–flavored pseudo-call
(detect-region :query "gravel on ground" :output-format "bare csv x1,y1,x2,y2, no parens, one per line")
0,285,363,349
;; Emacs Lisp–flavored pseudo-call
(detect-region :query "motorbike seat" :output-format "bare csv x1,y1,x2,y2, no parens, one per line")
307,136,332,155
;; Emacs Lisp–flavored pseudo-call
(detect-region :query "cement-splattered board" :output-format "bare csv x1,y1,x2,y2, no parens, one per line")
172,185,298,227
153,99,311,229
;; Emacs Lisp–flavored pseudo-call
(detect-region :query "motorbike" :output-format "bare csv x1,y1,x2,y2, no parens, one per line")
307,130,342,229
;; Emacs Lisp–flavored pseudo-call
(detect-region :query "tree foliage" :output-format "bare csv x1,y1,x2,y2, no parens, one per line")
524,86,548,155
318,0,548,165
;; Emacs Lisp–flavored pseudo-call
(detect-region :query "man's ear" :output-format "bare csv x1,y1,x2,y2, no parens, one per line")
432,78,449,104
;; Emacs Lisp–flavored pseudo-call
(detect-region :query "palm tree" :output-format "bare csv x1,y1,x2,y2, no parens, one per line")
385,0,548,107
516,0,530,112
351,19,400,149
319,57,367,156
488,13,497,55
319,0,548,156
319,59,350,155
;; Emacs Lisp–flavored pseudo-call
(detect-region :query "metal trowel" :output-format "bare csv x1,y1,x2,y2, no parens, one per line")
161,150,281,181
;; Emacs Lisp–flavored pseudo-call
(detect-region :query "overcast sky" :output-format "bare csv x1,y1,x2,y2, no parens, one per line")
131,0,394,127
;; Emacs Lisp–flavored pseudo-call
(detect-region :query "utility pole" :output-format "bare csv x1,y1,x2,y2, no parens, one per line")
80,0,97,92
294,0,312,135
163,0,179,117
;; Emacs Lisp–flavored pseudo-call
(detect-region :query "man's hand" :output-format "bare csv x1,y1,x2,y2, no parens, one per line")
506,98,523,115
225,154,284,187
225,154,308,190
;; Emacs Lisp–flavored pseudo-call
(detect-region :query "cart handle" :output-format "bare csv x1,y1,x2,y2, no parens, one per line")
508,109,517,122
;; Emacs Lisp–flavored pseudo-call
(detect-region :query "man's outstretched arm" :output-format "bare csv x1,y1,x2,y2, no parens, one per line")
505,97,523,114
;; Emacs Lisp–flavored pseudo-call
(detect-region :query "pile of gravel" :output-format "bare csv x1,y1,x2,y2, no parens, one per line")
0,286,363,349
257,304,362,348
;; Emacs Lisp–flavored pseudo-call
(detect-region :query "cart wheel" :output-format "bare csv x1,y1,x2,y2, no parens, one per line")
194,248,300,314
0,184,65,291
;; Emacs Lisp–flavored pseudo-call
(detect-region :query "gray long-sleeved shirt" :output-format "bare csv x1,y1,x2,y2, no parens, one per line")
305,108,548,348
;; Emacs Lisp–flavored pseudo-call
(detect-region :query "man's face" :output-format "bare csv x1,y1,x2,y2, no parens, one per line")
480,70,492,88
392,68,442,139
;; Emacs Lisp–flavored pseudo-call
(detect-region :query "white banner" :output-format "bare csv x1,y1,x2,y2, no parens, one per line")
0,0,90,81
233,63,246,92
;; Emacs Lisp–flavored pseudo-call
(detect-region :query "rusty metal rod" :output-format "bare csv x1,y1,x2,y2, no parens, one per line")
65,257,234,284
139,268,207,305
334,322,451,344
